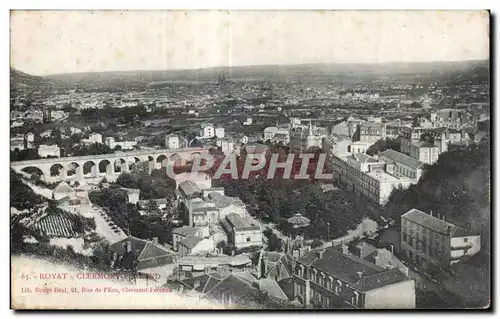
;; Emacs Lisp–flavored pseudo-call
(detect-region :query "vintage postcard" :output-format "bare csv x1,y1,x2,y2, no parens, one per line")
10,10,491,310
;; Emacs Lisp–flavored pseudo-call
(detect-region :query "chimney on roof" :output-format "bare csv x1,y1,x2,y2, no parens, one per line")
389,244,394,254
341,245,349,255
442,214,445,221
318,249,326,259
373,256,380,266
429,210,433,217
447,225,453,235
357,271,363,281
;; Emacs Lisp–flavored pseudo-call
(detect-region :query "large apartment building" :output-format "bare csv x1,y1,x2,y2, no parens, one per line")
409,141,439,165
399,127,427,155
292,247,416,309
418,109,472,129
400,209,481,269
221,213,262,249
378,149,425,181
289,121,328,153
331,150,423,205
352,123,387,144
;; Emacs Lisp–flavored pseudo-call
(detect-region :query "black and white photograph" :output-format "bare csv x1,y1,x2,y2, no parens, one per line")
9,10,491,310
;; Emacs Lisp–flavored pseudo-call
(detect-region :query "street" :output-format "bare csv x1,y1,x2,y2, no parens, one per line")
88,205,127,243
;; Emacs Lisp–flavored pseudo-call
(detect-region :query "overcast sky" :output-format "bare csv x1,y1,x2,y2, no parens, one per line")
10,10,489,76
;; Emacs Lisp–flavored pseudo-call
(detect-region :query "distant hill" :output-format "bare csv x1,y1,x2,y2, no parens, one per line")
10,68,68,93
19,60,490,89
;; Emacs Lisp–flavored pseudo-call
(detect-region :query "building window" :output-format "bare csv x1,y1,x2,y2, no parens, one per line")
335,280,342,295
464,238,468,243
246,237,251,242
463,249,468,255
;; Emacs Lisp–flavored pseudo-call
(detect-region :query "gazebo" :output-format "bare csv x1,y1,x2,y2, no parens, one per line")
287,213,311,229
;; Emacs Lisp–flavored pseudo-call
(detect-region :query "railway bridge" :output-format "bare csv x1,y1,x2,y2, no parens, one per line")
11,147,209,183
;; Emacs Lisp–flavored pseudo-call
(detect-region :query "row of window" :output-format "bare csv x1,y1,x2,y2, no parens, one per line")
311,290,333,307
394,164,417,179
402,234,444,257
402,221,449,240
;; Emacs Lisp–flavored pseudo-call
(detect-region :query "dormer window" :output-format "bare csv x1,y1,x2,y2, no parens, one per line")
351,291,360,307
335,280,342,295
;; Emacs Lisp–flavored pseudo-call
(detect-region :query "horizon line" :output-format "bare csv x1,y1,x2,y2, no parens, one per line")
12,58,489,78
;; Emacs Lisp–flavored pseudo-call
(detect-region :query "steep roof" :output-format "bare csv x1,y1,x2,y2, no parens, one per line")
178,180,202,197
204,274,260,305
364,248,406,271
138,241,174,260
360,268,410,291
190,198,219,213
287,213,310,227
296,247,410,292
346,153,378,164
379,149,424,169
178,254,251,267
180,273,225,294
264,252,293,281
110,236,175,270
234,271,258,285
172,226,199,237
110,236,147,256
179,235,204,249
207,192,233,208
258,278,289,301
53,181,74,194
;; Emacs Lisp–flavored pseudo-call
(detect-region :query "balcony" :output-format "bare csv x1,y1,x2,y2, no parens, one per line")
450,244,473,250
450,254,469,261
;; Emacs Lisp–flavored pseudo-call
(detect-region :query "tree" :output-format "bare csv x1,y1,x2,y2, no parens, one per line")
10,170,42,210
383,140,490,255
72,142,113,156
311,238,323,248
410,101,422,109
116,172,138,189
420,132,434,143
70,133,84,145
366,138,400,156
144,199,161,216
11,212,35,252
51,129,62,145
268,232,283,252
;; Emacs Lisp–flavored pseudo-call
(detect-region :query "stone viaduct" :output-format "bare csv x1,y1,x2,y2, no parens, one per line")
11,147,210,183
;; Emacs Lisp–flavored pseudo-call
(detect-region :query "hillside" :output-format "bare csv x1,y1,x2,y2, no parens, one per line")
384,137,491,253
10,68,67,93
44,60,489,88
